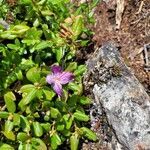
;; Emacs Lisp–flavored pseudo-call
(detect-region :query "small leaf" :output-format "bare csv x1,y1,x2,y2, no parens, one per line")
17,132,29,142
43,88,55,101
19,88,37,110
50,132,61,150
20,84,35,94
56,123,65,131
65,62,77,72
74,65,86,76
72,15,84,39
50,107,61,119
80,127,97,141
63,114,73,130
56,48,64,63
70,133,79,150
13,114,20,126
4,91,16,113
41,123,51,132
21,143,32,150
26,67,41,83
0,112,9,119
73,110,89,122
79,96,92,105
4,120,14,132
20,116,30,133
32,122,43,137
0,143,14,150
34,41,50,51
31,138,47,150
2,131,15,141
68,82,83,95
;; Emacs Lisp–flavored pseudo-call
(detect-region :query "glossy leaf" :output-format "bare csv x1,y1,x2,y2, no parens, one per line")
20,84,35,94
19,88,37,110
0,112,9,119
63,114,73,130
80,127,97,141
79,96,92,105
0,143,14,150
31,138,47,150
32,122,43,137
4,120,14,132
50,107,61,119
70,133,79,150
73,110,89,122
17,132,29,142
43,88,55,101
50,132,61,150
74,65,86,76
20,116,30,133
72,15,83,39
4,91,16,113
2,131,15,141
26,67,41,83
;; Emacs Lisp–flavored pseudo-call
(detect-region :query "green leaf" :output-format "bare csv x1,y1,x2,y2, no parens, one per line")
11,24,30,35
20,84,35,94
50,107,61,119
15,70,23,80
41,123,51,132
72,15,84,39
0,143,14,150
65,62,77,72
73,110,89,122
4,91,16,113
20,115,30,133
31,138,47,150
70,133,79,150
50,132,61,150
19,88,37,110
32,122,43,137
34,41,50,51
79,96,92,105
68,82,83,95
56,47,64,63
4,120,14,132
26,67,41,83
74,65,86,76
80,127,97,141
0,111,9,119
17,132,29,142
7,44,19,50
2,131,15,141
22,27,42,46
63,114,73,130
43,88,55,101
21,143,32,150
13,114,20,126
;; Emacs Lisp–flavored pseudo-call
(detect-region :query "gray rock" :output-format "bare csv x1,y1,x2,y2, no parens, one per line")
85,43,150,150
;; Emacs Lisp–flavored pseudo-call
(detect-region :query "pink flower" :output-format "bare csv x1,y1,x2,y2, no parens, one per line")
46,65,74,96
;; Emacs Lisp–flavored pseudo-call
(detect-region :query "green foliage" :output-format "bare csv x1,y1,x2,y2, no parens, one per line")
0,0,99,149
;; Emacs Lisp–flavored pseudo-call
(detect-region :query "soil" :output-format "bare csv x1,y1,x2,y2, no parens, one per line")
92,0,150,91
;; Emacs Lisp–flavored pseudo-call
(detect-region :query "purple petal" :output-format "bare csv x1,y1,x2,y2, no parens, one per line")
59,72,74,84
51,65,62,74
46,74,55,84
52,82,63,96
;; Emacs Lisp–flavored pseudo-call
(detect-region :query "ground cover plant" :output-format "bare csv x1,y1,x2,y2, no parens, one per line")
0,0,99,149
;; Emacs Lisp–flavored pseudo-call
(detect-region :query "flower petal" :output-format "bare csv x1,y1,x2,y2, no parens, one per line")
46,74,55,84
52,82,63,96
52,65,62,74
59,72,74,84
